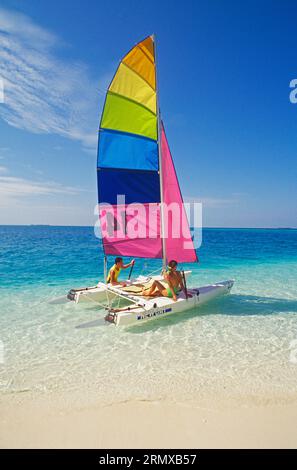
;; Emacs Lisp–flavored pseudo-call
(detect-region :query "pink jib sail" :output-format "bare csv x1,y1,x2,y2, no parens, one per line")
161,123,198,263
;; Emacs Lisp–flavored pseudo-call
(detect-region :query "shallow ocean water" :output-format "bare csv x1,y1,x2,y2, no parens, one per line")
0,226,296,407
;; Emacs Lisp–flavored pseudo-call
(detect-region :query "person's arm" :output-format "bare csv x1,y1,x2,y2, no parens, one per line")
122,259,135,269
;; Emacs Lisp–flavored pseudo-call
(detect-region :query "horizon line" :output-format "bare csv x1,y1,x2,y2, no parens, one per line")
0,224,296,230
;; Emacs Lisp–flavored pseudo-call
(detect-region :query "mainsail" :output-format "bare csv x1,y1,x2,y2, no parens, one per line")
97,35,197,264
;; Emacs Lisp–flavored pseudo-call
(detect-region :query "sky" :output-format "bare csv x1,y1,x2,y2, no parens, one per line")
0,0,296,227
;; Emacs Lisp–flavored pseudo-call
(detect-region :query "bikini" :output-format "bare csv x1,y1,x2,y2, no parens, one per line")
165,267,181,298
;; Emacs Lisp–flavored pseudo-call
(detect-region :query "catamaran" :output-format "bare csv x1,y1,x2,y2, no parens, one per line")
67,35,234,325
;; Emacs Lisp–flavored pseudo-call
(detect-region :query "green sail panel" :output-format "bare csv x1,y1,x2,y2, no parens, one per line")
100,92,157,141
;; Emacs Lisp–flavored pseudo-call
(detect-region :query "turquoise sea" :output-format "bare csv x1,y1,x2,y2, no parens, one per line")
0,226,297,407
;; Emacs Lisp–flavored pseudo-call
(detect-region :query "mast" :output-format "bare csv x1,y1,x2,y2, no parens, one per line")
154,34,167,270
103,255,107,283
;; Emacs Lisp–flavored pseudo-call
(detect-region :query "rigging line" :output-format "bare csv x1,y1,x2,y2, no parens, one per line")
146,266,162,276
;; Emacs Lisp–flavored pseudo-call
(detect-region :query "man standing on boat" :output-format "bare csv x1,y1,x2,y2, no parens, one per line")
142,260,189,301
106,257,135,287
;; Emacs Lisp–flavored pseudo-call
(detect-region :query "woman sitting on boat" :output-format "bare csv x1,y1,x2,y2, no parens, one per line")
106,257,135,287
142,260,188,301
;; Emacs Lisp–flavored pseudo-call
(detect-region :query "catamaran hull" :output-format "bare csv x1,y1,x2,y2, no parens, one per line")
67,276,234,326
107,280,234,326
67,272,192,304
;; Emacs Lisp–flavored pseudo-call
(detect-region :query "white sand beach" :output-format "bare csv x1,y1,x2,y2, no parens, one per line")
1,394,297,448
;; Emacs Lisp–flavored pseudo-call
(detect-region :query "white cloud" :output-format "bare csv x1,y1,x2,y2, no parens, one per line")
0,164,95,224
0,7,110,151
0,8,56,47
0,173,82,207
0,170,96,225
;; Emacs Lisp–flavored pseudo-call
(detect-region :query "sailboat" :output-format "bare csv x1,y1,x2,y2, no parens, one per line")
67,35,234,325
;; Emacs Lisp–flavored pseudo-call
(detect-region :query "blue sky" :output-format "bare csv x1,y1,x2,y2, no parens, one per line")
0,0,296,227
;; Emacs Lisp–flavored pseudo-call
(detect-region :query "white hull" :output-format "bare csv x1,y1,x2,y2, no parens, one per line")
67,272,192,304
109,280,234,326
67,275,234,326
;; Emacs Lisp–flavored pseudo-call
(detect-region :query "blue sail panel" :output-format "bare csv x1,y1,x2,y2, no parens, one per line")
97,168,160,205
98,129,158,171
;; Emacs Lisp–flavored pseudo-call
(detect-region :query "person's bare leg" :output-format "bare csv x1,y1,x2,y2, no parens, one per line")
142,280,164,297
142,281,158,296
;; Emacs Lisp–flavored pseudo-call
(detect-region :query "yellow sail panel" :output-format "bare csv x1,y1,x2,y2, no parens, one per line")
123,43,155,90
109,63,156,114
101,92,157,140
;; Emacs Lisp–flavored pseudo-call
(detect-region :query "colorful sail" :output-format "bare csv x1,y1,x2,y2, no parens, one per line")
98,35,161,258
97,36,197,263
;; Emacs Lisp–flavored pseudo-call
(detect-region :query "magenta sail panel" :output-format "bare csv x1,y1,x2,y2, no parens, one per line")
161,123,198,263
99,203,162,258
